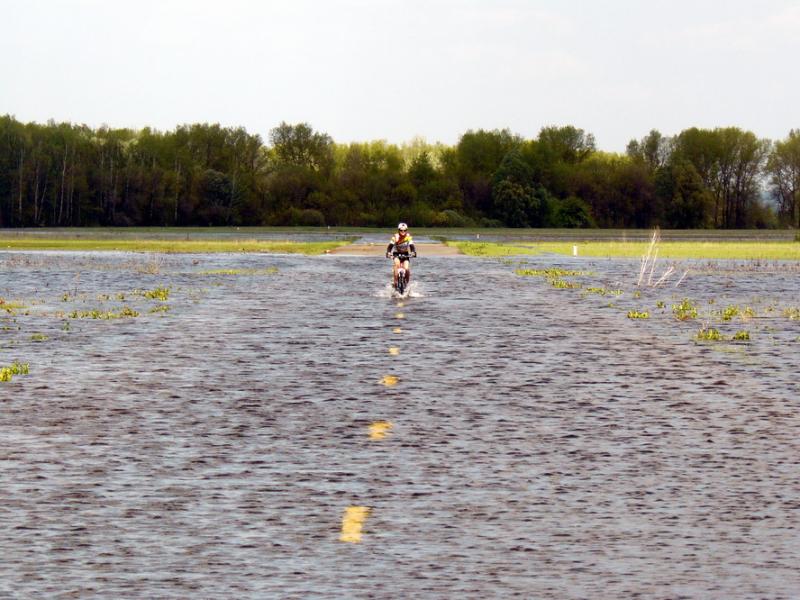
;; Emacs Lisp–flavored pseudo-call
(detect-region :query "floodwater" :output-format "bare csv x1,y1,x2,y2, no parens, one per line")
1,249,799,598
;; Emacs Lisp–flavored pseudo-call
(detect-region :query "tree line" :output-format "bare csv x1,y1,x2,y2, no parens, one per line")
1,115,798,229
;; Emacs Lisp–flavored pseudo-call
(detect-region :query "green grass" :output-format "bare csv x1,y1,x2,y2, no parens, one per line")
0,237,350,255
447,241,541,256
447,239,800,259
514,241,800,260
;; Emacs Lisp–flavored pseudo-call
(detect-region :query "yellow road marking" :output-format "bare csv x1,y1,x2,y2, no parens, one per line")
395,312,405,319
380,375,399,386
393,327,402,334
388,347,400,356
340,506,370,543
369,421,393,440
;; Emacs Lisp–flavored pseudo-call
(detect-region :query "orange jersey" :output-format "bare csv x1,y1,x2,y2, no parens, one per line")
390,232,413,252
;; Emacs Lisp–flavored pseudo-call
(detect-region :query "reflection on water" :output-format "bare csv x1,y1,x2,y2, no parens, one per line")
1,251,799,597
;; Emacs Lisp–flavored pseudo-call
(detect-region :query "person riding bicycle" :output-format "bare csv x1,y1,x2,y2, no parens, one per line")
386,222,416,286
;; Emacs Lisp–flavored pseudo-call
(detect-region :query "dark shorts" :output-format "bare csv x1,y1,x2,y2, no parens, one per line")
393,253,411,262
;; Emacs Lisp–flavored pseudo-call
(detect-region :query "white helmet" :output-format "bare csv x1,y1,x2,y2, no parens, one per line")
397,222,408,231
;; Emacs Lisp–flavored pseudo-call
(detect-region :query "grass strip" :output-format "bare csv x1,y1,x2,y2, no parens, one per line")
525,241,800,260
0,238,350,255
446,241,541,256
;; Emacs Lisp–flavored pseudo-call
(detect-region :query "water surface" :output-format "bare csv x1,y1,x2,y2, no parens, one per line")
1,251,799,598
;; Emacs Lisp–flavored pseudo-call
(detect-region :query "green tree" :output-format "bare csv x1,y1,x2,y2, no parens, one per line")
656,161,714,228
767,129,800,228
551,196,595,228
270,122,333,173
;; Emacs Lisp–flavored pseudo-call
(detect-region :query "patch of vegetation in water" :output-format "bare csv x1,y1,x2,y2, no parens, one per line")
696,327,751,342
0,361,29,382
149,305,170,314
584,287,623,296
515,268,584,278
196,267,279,276
30,333,48,342
0,298,27,315
718,305,756,321
696,327,724,341
672,298,698,321
627,310,650,319
137,287,170,301
516,268,586,289
550,278,581,289
68,307,140,320
784,307,800,320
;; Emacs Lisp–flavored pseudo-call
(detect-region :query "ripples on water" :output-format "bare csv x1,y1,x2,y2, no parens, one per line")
1,251,799,598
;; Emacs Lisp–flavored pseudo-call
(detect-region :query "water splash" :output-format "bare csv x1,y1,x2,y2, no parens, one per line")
373,281,425,298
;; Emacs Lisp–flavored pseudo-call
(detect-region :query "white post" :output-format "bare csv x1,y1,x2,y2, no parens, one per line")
573,245,578,256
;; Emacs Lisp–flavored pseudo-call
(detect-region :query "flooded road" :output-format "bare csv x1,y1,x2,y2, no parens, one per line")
1,250,799,598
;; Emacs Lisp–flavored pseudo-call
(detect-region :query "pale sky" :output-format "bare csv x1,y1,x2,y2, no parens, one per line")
2,0,798,151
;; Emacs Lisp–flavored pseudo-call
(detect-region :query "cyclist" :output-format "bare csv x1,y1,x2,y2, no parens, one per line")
386,222,417,286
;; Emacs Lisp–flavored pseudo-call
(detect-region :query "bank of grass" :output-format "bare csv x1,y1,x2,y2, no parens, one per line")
450,240,800,260
446,241,541,257
0,237,349,254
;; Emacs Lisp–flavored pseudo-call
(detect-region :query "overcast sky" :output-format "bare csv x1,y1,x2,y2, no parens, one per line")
2,0,798,151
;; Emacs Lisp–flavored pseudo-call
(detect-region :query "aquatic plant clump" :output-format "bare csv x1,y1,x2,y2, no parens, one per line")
0,361,29,382
515,268,584,278
720,305,755,321
0,298,27,315
550,278,581,289
515,268,586,289
68,307,140,320
585,287,623,296
784,308,800,320
627,310,650,319
139,287,170,301
695,327,751,342
696,327,724,341
672,299,698,321
196,268,279,276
